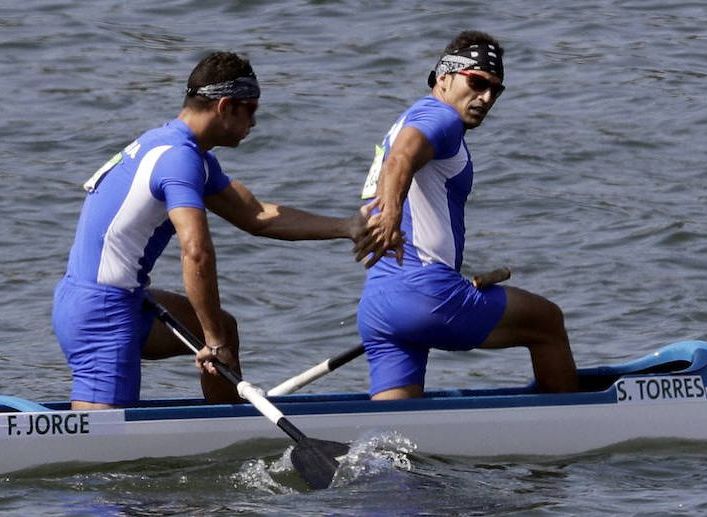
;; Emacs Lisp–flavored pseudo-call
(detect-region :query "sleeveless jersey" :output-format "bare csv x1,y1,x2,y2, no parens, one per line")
66,119,230,290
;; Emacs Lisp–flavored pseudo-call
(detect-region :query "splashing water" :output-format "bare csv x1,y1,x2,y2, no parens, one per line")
268,445,295,474
229,433,417,492
331,431,417,487
230,449,296,495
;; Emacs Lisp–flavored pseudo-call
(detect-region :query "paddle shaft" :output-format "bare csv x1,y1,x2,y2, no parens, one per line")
471,267,511,289
147,299,307,442
267,344,365,396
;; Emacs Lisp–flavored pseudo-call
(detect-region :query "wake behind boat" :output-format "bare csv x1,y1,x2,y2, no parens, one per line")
2,340,707,476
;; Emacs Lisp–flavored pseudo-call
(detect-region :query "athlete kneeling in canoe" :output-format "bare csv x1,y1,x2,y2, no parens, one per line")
355,31,579,399
53,52,383,410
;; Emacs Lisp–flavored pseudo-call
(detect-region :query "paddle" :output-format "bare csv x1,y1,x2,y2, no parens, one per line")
471,266,511,289
145,298,348,489
267,344,365,396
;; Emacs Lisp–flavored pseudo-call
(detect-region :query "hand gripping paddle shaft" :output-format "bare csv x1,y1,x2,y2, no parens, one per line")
146,298,347,489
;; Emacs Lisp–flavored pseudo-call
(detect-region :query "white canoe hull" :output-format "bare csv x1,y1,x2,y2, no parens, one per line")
3,340,707,474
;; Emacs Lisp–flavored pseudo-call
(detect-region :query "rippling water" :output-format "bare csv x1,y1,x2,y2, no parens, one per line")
1,0,706,514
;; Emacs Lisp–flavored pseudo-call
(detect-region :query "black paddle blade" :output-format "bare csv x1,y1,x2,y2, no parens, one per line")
291,438,349,489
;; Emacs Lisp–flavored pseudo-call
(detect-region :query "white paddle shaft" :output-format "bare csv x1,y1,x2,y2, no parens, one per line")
238,382,284,423
267,362,330,397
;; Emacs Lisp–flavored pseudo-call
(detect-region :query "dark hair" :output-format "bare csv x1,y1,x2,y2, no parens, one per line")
183,51,255,110
427,30,504,88
444,30,503,57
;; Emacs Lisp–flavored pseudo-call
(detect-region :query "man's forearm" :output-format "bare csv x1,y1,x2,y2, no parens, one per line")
181,245,224,347
250,204,354,241
376,153,415,227
205,181,357,242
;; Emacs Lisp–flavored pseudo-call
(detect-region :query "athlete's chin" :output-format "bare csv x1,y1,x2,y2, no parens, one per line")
234,132,250,146
463,117,485,130
224,137,244,148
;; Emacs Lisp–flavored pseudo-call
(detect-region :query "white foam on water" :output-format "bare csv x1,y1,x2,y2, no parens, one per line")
331,431,417,487
230,457,296,495
230,433,417,491
267,445,295,474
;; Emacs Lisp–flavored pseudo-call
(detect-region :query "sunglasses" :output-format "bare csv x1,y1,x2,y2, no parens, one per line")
456,70,505,98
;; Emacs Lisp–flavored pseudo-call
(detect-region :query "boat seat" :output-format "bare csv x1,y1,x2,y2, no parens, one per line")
0,395,50,412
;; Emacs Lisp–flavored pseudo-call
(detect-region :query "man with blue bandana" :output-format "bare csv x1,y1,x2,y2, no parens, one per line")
53,52,382,410
356,31,579,399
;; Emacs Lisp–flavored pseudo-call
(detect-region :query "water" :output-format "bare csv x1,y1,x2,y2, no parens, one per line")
1,0,706,514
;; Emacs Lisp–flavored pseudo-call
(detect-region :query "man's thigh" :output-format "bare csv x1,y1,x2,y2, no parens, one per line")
480,286,564,350
360,277,506,351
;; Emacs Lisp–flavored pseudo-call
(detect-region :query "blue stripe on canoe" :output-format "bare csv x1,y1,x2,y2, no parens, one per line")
124,389,618,422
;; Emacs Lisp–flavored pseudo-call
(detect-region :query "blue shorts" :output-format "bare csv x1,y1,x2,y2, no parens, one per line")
357,264,507,396
52,276,155,405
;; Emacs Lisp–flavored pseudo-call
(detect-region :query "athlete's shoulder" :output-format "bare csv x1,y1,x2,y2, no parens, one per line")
137,119,201,155
138,121,205,192
407,96,462,126
403,97,464,158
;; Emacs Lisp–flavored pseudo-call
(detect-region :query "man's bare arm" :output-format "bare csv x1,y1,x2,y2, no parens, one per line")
206,180,367,241
355,126,436,268
169,206,225,364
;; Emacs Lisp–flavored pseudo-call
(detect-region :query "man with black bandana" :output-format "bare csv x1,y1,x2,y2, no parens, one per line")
53,51,382,410
356,31,579,399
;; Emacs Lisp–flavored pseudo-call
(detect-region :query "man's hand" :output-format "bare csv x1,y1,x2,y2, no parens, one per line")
347,203,370,243
352,198,405,268
195,344,237,375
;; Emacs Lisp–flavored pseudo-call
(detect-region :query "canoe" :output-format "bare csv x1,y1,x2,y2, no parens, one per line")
2,339,707,475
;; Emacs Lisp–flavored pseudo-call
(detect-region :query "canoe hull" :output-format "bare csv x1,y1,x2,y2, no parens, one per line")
3,392,707,474
3,339,707,474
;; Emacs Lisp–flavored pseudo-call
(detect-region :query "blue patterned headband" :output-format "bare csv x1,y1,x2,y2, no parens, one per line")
427,43,504,87
186,76,260,100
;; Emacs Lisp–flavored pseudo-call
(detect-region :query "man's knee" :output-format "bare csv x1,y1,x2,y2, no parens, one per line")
543,299,566,334
371,384,424,400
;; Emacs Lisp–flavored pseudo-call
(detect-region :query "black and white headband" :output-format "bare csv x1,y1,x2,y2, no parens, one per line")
427,43,504,87
186,75,261,100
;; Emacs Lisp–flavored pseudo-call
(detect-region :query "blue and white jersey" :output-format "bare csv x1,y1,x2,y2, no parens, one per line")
66,119,231,290
362,96,472,277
